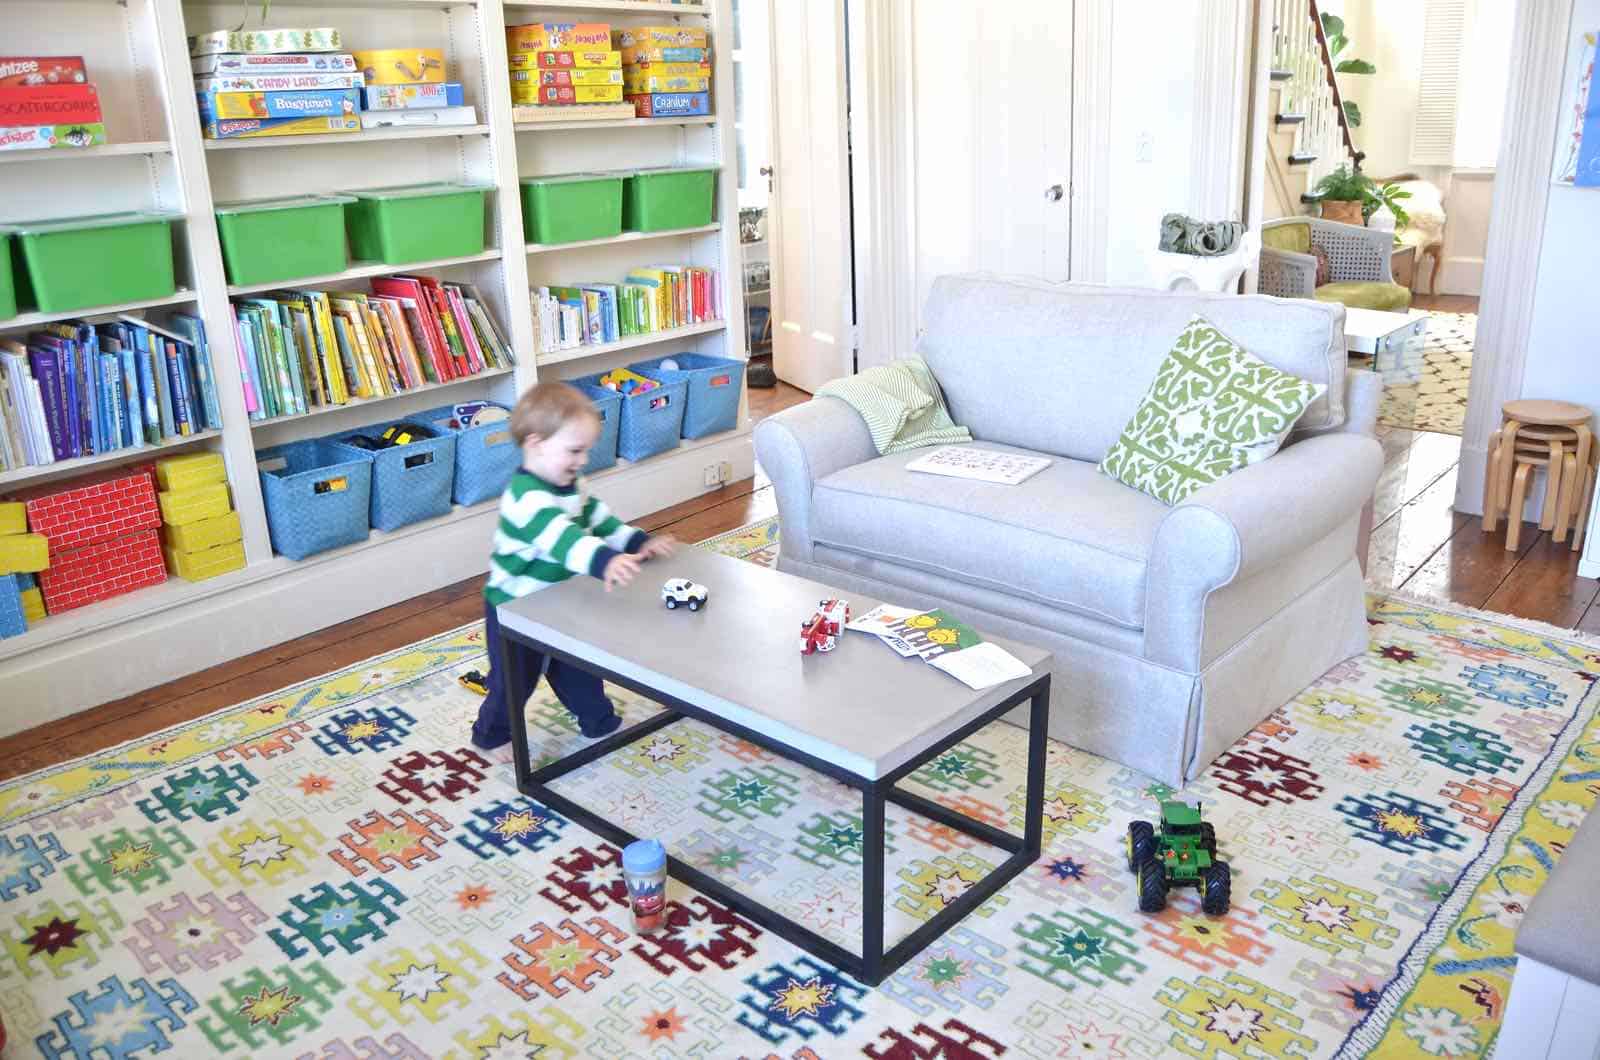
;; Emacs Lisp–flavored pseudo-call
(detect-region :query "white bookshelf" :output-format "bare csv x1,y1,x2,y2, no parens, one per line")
0,0,750,730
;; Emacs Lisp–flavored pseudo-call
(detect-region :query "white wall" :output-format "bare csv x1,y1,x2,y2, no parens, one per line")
1104,2,1201,285
1521,1,1600,417
1341,0,1426,180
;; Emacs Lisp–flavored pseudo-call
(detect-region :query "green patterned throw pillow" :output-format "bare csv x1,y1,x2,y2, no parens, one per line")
1098,316,1325,505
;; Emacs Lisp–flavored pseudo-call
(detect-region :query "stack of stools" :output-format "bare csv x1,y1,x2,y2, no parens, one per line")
1483,399,1595,552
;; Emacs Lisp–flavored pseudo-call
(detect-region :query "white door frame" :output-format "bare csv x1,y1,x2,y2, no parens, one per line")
767,0,855,393
1454,0,1572,515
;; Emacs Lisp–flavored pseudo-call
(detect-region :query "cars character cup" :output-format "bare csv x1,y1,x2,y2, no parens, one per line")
622,838,668,932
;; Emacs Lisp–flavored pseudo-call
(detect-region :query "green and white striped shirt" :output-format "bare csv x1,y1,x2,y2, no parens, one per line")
484,470,647,606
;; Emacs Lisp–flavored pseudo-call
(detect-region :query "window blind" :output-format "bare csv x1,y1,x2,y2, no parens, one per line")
1411,0,1468,166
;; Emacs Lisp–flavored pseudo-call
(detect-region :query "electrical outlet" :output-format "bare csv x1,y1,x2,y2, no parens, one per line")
703,464,721,487
1135,131,1153,162
718,460,734,483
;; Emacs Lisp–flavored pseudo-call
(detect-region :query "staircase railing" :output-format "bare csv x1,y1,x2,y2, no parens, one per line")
1271,0,1364,193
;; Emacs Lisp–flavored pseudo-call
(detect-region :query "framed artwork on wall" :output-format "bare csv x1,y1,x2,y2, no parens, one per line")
1553,29,1598,185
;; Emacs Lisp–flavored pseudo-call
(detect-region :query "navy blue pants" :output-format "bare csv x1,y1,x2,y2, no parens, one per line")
472,599,616,747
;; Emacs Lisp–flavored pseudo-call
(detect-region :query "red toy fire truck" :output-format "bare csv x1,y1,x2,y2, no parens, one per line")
800,598,851,654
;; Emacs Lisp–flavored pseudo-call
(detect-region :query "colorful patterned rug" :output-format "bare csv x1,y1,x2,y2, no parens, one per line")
0,522,1595,1059
1377,311,1475,437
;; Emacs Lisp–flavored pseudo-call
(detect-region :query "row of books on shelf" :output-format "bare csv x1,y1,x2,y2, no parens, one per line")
231,277,514,422
0,316,222,472
534,266,721,353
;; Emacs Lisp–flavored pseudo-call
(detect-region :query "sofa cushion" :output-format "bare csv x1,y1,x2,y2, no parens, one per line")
915,275,1346,465
1261,221,1311,254
810,444,1168,629
1315,280,1413,312
1099,316,1326,505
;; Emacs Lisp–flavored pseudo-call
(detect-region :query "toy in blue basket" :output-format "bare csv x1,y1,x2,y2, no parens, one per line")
460,381,678,749
598,366,660,397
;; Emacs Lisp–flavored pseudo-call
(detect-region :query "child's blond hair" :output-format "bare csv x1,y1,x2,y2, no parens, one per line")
509,381,599,446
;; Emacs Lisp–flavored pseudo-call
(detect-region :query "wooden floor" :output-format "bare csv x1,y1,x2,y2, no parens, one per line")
6,362,1596,780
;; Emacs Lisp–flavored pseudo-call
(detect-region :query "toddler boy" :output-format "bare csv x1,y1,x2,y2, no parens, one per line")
461,382,674,748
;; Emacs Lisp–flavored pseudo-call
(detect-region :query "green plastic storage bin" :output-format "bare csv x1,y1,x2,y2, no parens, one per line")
0,230,15,320
215,193,354,286
11,211,179,313
343,182,489,265
623,166,718,232
521,172,624,245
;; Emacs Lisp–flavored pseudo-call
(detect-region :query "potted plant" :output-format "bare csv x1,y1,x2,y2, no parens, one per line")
1312,165,1371,225
1312,165,1412,229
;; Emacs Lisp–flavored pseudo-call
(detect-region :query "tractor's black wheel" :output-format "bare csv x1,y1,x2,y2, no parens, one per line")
1200,861,1231,916
665,598,677,609
1200,822,1217,856
688,599,701,612
1126,821,1155,873
1138,859,1168,913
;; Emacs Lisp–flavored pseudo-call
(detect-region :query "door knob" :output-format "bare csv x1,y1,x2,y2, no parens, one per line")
1045,184,1065,202
760,166,774,176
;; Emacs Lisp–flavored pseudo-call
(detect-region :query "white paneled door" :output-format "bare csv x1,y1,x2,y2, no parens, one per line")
908,0,1074,314
768,0,854,394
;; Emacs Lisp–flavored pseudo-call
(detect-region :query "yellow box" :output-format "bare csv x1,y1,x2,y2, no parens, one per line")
165,540,246,583
155,451,227,493
623,73,709,93
0,502,24,536
613,25,709,50
352,48,446,85
20,587,44,623
508,49,623,70
158,483,232,527
623,61,710,77
511,84,624,105
162,511,243,555
620,45,709,65
510,68,624,87
0,533,48,575
506,22,611,53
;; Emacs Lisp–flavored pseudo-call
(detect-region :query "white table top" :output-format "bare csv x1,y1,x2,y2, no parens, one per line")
496,548,1052,780
1343,306,1428,340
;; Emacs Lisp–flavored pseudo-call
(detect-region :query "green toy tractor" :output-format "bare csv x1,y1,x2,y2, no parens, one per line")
1125,798,1231,915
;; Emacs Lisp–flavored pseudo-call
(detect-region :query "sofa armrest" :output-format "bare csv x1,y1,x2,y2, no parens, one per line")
1257,247,1317,299
753,397,878,563
1143,431,1383,669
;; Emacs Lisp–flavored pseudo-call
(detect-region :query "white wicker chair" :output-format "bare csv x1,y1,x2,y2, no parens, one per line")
1258,217,1396,299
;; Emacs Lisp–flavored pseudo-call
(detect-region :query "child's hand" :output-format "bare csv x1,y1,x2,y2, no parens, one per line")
638,535,677,561
603,552,642,591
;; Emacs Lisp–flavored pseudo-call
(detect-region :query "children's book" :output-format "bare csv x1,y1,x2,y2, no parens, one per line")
904,445,1051,486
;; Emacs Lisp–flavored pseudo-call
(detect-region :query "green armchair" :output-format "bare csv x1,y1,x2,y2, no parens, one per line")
1258,217,1412,312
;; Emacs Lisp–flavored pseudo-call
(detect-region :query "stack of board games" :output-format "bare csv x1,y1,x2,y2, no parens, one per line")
0,56,105,152
616,26,711,118
352,47,475,130
190,27,363,140
505,22,626,111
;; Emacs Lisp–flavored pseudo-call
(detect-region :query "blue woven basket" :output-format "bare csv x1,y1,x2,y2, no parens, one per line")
257,440,374,560
631,353,745,438
572,371,685,462
571,381,623,473
330,418,457,531
417,404,519,506
0,574,24,639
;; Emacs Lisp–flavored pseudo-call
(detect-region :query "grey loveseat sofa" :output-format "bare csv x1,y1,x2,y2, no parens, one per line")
754,274,1383,785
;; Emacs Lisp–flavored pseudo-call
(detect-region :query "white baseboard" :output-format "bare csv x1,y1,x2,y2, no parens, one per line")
1437,256,1485,298
0,430,753,740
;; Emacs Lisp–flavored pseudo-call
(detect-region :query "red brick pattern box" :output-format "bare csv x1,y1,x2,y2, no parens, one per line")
18,467,160,556
39,528,166,614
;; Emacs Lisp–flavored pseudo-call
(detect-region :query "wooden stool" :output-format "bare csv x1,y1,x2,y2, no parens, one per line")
1483,399,1593,550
